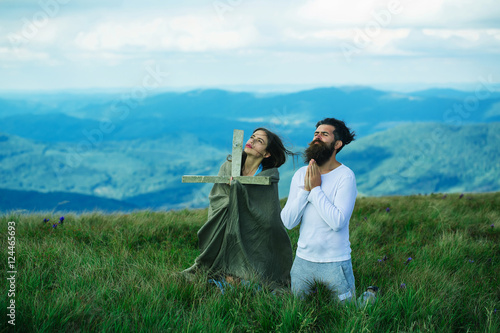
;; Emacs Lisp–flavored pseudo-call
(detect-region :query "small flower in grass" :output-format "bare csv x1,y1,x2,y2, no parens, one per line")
43,218,49,223
405,257,412,265
400,283,406,289
386,207,390,213
364,217,367,221
491,224,495,228
442,194,447,199
59,216,65,224
52,223,58,229
378,255,388,263
459,193,464,199
469,259,474,263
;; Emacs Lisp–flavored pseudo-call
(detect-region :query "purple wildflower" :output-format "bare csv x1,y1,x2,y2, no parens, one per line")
52,224,58,229
378,256,388,263
491,224,494,228
469,260,474,263
43,218,49,223
442,194,447,199
59,216,65,224
459,193,464,199
405,257,412,264
386,207,390,213
400,283,406,289
364,217,367,221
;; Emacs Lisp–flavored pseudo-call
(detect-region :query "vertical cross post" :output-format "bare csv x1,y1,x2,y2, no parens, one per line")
231,129,244,179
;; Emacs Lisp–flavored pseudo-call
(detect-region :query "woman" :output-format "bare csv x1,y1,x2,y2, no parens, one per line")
183,128,294,289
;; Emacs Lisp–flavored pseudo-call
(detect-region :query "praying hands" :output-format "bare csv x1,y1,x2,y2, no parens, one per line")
304,159,322,191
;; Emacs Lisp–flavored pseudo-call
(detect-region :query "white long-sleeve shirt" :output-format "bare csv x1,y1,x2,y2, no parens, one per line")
281,164,357,262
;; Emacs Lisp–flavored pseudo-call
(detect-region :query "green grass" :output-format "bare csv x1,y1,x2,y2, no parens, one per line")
1,193,499,332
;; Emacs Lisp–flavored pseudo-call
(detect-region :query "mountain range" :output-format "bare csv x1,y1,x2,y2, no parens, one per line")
1,86,499,212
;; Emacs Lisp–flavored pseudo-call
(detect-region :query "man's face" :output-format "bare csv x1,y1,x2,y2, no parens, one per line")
303,125,337,166
312,124,336,145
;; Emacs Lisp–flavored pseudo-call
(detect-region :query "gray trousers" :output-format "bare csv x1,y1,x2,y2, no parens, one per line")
290,256,356,302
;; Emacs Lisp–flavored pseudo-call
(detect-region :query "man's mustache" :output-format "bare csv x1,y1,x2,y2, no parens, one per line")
310,139,326,146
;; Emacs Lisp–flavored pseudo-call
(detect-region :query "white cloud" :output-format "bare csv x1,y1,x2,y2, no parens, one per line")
393,28,500,56
284,28,352,41
74,14,259,54
298,0,381,25
295,0,500,29
423,29,481,41
283,27,411,52
0,0,499,90
0,47,52,67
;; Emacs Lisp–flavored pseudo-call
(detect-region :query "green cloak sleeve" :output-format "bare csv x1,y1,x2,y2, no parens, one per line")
191,160,293,288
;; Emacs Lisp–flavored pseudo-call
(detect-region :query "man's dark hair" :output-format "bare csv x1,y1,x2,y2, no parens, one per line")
315,118,356,153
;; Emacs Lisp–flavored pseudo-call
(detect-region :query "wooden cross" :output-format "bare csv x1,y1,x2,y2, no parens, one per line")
182,129,271,185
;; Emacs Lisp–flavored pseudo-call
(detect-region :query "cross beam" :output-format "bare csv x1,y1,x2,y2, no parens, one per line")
182,129,271,185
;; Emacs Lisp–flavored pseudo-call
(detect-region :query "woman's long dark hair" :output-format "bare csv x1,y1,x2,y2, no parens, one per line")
234,127,296,171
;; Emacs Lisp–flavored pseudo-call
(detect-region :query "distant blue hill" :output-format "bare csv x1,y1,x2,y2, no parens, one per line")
1,86,499,146
0,188,138,213
1,86,499,212
0,113,102,142
409,88,500,99
1,122,499,212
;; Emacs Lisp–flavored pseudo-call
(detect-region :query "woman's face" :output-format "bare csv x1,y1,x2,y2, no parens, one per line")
244,130,270,158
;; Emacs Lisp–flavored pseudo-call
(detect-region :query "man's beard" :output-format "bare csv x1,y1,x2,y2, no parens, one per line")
303,140,336,166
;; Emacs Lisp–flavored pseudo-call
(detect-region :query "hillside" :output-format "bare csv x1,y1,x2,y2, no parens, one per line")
0,133,226,209
1,122,499,212
0,188,137,213
340,122,500,195
1,193,498,332
1,87,499,144
1,86,499,212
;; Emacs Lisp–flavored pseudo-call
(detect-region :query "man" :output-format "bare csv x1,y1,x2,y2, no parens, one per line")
281,117,357,302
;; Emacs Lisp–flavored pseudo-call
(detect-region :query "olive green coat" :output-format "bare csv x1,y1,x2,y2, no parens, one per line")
190,161,293,288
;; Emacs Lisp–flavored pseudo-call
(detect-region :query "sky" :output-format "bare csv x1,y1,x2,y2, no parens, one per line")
1,0,499,92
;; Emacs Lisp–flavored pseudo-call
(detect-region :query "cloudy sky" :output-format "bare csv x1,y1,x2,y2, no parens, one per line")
1,0,499,92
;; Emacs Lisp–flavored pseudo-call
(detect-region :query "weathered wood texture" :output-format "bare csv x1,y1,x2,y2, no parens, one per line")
182,129,271,185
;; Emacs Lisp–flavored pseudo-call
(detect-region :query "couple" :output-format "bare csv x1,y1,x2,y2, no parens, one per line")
183,118,358,301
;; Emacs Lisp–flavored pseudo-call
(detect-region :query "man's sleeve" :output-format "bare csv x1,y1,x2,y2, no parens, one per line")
280,169,310,230
307,174,357,232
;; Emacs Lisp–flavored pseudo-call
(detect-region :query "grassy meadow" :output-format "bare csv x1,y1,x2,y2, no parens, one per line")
1,192,499,332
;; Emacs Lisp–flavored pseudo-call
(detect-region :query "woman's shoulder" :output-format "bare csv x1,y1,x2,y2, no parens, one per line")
259,167,280,182
217,159,232,176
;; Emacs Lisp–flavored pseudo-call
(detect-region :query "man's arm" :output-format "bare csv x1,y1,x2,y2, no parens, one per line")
307,175,357,232
280,169,309,229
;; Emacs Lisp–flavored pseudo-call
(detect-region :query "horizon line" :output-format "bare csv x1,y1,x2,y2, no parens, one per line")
0,82,491,96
